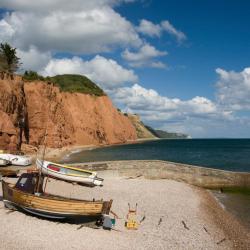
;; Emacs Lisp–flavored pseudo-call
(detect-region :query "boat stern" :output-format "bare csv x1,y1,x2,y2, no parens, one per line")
93,176,104,186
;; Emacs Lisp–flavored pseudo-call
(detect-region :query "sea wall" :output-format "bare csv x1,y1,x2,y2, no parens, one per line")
71,160,250,189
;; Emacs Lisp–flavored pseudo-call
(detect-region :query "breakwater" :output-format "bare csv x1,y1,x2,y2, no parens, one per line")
70,160,250,189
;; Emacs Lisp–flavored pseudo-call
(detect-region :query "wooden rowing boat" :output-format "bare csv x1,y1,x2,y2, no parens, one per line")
2,172,112,221
36,159,103,186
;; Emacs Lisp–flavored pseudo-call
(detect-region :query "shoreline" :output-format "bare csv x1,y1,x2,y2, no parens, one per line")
199,188,250,249
30,138,160,162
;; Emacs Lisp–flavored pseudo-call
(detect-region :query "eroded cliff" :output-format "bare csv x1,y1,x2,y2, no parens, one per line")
127,114,157,139
0,74,29,150
0,75,137,150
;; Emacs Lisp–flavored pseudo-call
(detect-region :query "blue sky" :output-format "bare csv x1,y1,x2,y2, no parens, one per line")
117,0,250,99
0,0,250,137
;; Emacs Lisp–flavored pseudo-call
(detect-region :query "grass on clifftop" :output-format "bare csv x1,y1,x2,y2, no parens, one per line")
23,71,105,96
48,74,105,96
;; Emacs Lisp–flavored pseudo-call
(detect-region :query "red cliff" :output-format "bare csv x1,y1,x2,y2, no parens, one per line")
0,75,137,150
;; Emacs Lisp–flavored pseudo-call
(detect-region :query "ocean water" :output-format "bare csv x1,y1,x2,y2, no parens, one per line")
212,190,250,229
64,139,250,229
64,139,250,172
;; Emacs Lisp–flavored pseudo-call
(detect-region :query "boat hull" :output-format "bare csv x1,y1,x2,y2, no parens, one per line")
36,159,103,186
2,180,112,221
3,200,102,221
0,154,32,166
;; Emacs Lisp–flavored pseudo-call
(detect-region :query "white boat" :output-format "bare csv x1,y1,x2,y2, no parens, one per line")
36,159,103,186
0,154,32,166
0,158,10,166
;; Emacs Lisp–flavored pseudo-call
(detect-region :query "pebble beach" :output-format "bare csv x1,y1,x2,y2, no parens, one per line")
1,173,249,250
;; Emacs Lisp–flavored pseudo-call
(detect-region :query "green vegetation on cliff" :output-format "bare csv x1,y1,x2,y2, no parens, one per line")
23,72,105,96
23,70,44,81
48,74,105,96
0,43,21,74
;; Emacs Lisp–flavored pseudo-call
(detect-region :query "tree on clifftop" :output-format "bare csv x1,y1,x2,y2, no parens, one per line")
0,43,21,75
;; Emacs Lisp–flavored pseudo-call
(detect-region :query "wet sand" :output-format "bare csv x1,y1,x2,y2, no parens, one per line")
1,175,249,250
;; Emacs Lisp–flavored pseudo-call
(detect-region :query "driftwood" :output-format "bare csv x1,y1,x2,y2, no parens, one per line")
203,226,209,234
125,175,143,180
111,228,122,232
158,217,163,226
182,220,190,230
217,238,226,245
140,215,146,223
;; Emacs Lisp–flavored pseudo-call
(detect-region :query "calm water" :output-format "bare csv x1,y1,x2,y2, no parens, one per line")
212,191,250,229
64,139,250,172
64,139,250,229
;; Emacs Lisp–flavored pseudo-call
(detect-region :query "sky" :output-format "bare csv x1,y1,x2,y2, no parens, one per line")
0,0,250,138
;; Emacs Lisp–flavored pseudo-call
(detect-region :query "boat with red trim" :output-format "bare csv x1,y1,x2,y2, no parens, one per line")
36,159,103,186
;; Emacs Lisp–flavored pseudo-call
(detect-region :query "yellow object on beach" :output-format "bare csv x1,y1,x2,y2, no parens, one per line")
125,220,139,230
125,203,139,230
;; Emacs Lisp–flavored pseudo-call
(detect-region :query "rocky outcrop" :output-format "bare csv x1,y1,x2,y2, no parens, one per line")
127,114,156,139
0,75,137,150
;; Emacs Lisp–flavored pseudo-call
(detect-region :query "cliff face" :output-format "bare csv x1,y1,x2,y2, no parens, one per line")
0,76,137,150
0,74,29,150
127,114,156,139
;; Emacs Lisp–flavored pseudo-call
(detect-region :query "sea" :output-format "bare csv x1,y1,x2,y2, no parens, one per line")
63,139,250,229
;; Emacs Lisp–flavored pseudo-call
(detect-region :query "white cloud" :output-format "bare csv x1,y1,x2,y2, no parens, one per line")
216,67,250,110
113,84,221,116
150,61,167,69
161,20,186,42
111,84,238,137
122,43,167,67
41,55,138,89
0,2,141,54
158,116,250,138
136,19,186,42
0,19,15,40
0,0,132,12
17,46,52,72
136,19,161,37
